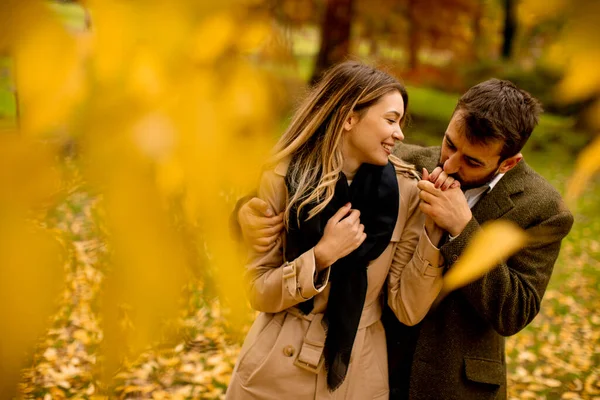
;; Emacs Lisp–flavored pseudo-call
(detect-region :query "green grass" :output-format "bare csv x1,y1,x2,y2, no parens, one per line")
291,26,320,57
0,2,87,125
0,89,15,117
0,57,16,119
46,1,87,31
406,85,458,122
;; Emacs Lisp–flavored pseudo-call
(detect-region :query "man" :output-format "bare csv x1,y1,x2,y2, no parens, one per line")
234,79,574,399
382,79,573,400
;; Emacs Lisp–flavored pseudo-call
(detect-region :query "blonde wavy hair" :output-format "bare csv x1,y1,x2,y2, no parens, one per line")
268,60,408,227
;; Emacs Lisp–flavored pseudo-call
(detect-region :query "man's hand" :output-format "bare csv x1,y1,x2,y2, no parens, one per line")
418,169,471,237
314,203,366,271
238,197,284,252
424,215,444,245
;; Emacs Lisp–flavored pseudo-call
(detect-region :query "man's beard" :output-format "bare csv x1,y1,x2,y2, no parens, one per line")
436,162,499,191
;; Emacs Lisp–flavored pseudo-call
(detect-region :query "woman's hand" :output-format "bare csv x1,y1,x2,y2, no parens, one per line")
423,167,460,191
314,203,366,271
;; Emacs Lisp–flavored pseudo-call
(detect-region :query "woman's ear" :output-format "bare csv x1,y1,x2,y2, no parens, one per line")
343,112,358,131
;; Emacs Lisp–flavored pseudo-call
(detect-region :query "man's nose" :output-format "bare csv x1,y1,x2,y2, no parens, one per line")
443,153,460,174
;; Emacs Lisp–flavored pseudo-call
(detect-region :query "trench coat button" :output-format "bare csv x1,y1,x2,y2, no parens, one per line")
283,345,295,357
451,254,458,262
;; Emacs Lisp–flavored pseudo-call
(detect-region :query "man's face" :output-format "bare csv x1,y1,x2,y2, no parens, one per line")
439,110,504,190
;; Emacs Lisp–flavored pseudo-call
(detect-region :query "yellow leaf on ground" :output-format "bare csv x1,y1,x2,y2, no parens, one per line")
73,329,90,345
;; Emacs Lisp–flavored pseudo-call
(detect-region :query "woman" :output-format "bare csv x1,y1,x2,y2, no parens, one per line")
226,61,450,399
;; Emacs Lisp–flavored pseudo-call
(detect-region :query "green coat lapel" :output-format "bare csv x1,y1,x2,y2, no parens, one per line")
471,161,526,222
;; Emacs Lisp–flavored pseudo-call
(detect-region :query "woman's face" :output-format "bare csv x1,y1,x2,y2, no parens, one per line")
342,90,405,168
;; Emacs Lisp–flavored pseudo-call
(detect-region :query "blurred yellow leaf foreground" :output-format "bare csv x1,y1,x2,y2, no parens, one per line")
0,0,281,398
437,220,528,303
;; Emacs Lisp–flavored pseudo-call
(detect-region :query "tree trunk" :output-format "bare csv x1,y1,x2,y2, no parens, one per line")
407,0,419,71
310,0,354,85
471,0,483,61
502,0,516,59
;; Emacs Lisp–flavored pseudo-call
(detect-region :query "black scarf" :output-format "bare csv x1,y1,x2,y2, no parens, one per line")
285,161,399,391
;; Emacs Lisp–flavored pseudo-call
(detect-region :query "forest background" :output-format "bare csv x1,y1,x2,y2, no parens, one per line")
0,0,599,399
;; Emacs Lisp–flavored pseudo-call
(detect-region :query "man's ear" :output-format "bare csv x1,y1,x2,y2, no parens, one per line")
498,153,523,173
343,112,359,131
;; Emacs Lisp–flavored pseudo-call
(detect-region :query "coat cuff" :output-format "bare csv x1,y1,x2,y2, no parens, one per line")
416,229,444,277
441,217,481,265
286,248,330,301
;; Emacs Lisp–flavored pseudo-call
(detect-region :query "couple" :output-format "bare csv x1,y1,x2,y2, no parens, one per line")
226,61,573,399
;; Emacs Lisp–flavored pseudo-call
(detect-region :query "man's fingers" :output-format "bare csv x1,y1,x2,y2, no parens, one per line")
246,212,284,234
418,190,436,205
259,220,285,236
450,181,461,189
247,197,274,217
329,203,352,224
254,236,277,246
417,179,438,194
422,168,429,181
418,202,433,216
266,234,279,244
253,243,276,253
260,213,284,227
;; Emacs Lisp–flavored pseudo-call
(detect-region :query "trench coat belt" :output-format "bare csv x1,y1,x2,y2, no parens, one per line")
287,301,383,374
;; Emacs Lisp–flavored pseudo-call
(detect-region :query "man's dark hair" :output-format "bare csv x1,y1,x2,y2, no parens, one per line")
455,78,542,160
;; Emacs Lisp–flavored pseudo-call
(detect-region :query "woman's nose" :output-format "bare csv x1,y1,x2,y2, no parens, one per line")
393,127,404,141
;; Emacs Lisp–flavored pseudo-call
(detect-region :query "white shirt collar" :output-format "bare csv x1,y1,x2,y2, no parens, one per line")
486,172,505,191
463,173,505,209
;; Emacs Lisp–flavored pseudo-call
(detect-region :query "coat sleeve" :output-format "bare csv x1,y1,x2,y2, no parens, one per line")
387,176,445,326
244,169,330,313
440,207,574,336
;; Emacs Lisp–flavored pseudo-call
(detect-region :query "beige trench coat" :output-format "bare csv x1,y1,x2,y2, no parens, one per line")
226,156,444,400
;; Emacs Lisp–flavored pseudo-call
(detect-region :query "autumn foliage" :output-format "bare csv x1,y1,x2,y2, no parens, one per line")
0,0,278,396
0,0,599,398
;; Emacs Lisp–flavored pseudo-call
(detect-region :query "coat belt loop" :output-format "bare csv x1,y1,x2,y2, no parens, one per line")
294,313,326,374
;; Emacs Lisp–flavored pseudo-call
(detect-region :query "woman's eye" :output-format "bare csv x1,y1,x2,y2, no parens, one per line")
387,119,396,124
